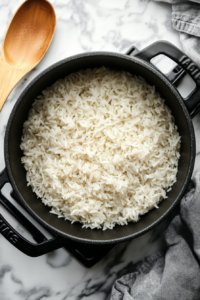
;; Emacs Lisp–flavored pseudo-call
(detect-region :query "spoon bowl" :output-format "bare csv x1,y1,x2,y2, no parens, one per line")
0,0,56,111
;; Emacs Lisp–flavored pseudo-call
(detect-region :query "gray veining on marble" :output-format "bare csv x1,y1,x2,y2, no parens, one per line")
0,0,200,299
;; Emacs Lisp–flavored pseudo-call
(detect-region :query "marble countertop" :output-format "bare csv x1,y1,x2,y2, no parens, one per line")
0,0,200,299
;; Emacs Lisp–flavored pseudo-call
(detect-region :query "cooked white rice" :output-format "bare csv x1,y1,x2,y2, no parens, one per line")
20,67,181,230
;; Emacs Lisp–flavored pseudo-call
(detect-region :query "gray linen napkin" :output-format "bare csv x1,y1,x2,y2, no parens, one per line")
110,171,200,300
154,0,200,67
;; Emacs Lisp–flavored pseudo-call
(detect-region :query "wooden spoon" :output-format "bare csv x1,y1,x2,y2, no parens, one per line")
0,0,56,111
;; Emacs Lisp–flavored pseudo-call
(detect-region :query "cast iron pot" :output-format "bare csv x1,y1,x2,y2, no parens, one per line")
0,41,199,257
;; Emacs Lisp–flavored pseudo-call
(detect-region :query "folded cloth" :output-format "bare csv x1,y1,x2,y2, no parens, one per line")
110,171,200,300
154,0,200,67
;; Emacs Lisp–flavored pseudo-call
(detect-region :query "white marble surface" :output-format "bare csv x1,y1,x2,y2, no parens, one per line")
0,0,200,299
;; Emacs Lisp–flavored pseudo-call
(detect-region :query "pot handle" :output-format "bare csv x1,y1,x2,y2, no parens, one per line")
127,41,200,118
0,168,67,257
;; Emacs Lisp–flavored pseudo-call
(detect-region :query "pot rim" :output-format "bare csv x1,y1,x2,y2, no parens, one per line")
4,51,196,244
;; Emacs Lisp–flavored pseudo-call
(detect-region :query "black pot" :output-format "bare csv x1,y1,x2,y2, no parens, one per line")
0,41,199,257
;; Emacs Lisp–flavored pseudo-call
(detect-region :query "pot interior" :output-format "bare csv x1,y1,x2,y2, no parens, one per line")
6,54,194,243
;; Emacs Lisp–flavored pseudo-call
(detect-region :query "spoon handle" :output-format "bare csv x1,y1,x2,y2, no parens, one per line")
0,56,29,112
